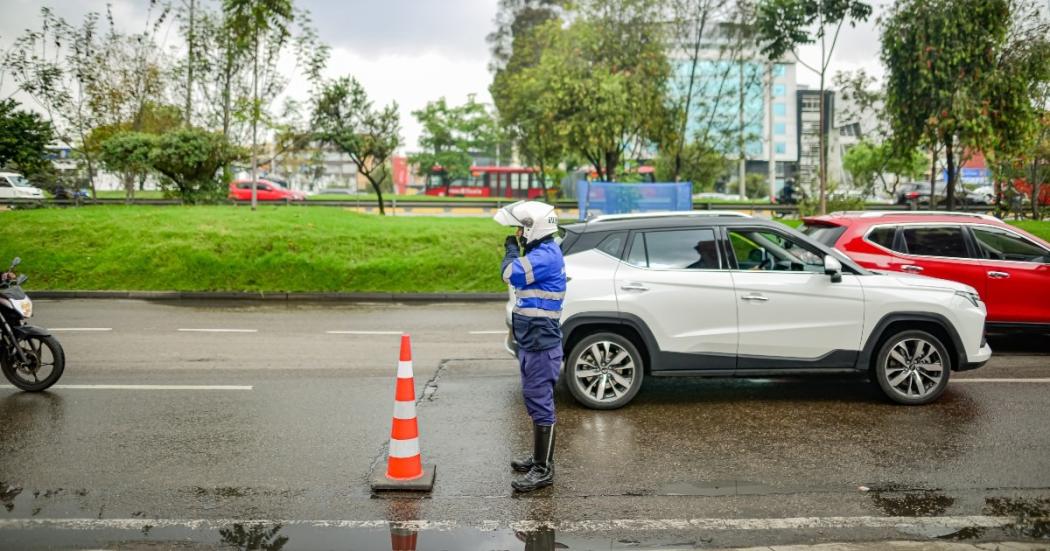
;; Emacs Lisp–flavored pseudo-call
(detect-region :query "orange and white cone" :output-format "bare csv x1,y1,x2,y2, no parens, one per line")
370,334,436,491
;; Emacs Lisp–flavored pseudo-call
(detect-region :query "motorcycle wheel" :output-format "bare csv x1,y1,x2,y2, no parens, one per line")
1,335,65,392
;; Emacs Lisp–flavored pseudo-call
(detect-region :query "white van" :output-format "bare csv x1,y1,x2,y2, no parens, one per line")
0,172,45,199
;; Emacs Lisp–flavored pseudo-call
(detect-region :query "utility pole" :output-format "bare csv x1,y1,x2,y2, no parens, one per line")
738,59,746,199
184,0,195,126
766,62,775,202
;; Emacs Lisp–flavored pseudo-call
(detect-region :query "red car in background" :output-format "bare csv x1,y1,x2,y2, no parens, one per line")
801,211,1050,330
228,179,306,202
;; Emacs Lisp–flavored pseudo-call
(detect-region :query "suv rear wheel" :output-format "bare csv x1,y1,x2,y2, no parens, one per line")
565,332,644,410
873,329,951,405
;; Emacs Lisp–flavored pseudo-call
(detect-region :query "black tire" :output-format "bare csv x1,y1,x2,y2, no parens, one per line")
873,329,950,405
565,332,644,410
1,334,65,392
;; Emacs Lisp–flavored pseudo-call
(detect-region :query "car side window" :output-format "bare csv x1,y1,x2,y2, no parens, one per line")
625,232,647,267
728,229,824,272
901,226,970,258
640,229,720,270
0,178,11,187
867,226,896,250
972,227,1048,263
596,232,627,258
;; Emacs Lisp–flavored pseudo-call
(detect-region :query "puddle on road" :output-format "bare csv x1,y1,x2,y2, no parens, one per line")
869,489,955,517
0,522,645,550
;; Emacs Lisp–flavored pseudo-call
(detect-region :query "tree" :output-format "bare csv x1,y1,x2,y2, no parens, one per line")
4,8,106,197
223,0,294,210
487,0,565,73
755,0,873,214
149,128,241,204
489,0,567,190
410,96,500,182
881,0,1050,210
842,140,926,198
0,99,55,177
535,0,672,182
312,77,401,215
98,132,155,201
653,140,729,193
663,0,732,182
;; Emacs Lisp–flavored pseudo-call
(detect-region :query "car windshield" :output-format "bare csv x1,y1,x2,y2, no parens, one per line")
9,175,32,188
800,224,846,247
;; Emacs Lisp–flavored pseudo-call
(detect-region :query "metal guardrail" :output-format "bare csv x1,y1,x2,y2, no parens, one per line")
0,197,999,213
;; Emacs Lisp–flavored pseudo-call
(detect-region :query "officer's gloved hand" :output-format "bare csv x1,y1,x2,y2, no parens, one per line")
504,235,522,255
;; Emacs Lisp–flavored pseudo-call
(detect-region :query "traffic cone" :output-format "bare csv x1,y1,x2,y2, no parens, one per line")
389,524,419,551
370,334,436,492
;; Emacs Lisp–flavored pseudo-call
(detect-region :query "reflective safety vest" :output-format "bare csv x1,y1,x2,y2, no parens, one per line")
502,239,566,350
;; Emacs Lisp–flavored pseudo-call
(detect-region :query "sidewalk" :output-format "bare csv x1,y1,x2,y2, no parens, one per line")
706,542,1047,551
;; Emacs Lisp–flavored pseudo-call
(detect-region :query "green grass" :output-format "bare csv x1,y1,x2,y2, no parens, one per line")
307,194,508,202
1010,220,1050,242
2,206,1047,293
0,206,509,293
93,190,166,200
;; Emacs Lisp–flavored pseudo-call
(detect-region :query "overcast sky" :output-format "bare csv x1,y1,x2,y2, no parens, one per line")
0,0,888,150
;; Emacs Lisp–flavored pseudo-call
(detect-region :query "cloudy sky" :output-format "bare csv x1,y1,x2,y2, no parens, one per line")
0,0,888,150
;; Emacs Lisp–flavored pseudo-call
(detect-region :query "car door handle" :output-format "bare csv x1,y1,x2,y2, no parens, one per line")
619,284,650,292
988,271,1010,279
741,294,769,302
901,265,924,273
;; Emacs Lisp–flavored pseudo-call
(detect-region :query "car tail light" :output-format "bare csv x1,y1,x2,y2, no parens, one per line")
906,192,919,199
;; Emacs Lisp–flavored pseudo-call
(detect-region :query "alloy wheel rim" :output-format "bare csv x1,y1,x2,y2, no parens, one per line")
885,337,944,399
574,340,636,403
14,338,55,384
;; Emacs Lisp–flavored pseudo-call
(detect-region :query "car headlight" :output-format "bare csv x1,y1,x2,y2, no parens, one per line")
955,290,982,308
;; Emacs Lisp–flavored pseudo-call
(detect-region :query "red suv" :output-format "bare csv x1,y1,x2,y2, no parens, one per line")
801,212,1050,330
229,179,306,202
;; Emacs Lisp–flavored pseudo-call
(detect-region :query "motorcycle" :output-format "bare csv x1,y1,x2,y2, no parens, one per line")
0,257,64,391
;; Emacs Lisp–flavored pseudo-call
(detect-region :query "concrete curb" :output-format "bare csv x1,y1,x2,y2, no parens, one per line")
32,290,507,302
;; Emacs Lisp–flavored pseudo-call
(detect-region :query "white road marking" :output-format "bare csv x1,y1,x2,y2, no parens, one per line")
326,330,402,335
48,328,113,332
0,515,1029,532
952,378,1050,383
177,328,258,333
1,384,252,391
469,330,507,335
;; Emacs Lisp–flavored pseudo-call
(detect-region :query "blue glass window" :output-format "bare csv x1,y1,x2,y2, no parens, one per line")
773,103,786,116
775,142,787,154
773,64,787,77
773,84,786,97
773,122,786,135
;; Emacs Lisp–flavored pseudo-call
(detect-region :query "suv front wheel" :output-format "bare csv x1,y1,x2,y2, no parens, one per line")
565,332,644,410
873,329,951,405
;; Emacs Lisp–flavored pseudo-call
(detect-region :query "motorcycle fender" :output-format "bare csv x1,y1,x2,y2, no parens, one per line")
13,325,51,338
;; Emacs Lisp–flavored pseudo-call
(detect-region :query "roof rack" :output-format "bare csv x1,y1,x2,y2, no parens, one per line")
846,210,998,221
588,211,751,223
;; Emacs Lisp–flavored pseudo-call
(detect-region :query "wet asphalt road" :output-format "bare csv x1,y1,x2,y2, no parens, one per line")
1,299,1049,550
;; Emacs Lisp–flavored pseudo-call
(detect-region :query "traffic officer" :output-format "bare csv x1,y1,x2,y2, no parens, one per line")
495,200,566,493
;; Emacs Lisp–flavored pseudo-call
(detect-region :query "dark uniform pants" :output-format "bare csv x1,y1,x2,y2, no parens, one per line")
517,347,562,425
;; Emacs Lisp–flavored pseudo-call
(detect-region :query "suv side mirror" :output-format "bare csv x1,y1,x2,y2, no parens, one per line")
824,255,843,283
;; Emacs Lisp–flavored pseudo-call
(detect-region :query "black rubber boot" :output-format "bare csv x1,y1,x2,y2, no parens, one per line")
512,424,555,493
510,454,534,472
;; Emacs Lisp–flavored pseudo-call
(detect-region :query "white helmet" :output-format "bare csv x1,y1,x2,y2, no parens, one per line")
493,200,559,244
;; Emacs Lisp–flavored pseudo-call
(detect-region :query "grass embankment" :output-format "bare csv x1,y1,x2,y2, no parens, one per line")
2,206,1047,293
0,206,509,293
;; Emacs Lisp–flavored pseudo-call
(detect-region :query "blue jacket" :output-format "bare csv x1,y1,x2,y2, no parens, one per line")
501,236,566,351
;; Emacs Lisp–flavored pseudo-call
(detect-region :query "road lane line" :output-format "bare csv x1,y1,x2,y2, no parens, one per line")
326,330,402,335
951,378,1050,383
469,330,507,335
177,328,258,333
1,384,253,390
0,515,1028,532
49,328,113,332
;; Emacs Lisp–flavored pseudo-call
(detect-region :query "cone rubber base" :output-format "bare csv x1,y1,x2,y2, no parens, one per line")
370,464,436,492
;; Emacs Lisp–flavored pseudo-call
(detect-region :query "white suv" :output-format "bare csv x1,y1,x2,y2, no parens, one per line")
0,172,45,200
508,213,991,408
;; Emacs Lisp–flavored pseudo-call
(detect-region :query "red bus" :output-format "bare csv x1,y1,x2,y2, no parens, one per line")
424,166,550,199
